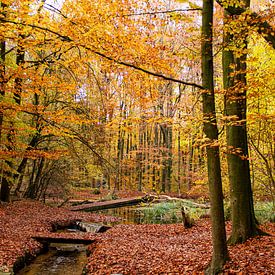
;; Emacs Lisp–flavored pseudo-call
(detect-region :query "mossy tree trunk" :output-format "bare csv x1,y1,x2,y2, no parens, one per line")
222,0,261,244
202,0,229,273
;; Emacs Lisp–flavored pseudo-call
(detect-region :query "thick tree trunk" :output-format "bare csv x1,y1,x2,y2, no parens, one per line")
222,2,261,244
202,0,229,273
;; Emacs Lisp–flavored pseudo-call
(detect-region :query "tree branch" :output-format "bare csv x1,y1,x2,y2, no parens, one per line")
91,49,203,89
123,8,202,17
250,12,275,49
0,18,203,89
216,0,275,49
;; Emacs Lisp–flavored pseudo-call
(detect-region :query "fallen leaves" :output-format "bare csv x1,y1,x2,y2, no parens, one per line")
0,200,274,274
86,221,274,274
0,200,118,269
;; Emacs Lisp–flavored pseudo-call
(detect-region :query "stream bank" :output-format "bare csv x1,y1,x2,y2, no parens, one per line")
0,200,118,275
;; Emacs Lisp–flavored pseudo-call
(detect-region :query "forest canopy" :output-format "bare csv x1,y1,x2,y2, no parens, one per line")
0,0,273,205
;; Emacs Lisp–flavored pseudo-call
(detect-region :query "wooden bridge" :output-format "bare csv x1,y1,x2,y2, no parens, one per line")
32,232,96,245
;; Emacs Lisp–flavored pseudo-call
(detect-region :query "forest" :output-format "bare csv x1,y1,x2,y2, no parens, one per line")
0,0,274,274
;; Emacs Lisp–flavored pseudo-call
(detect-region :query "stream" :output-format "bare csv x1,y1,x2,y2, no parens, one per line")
16,206,143,275
16,203,184,274
17,244,87,275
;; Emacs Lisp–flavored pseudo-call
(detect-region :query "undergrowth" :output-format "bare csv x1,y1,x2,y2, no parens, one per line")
224,201,274,223
137,201,208,224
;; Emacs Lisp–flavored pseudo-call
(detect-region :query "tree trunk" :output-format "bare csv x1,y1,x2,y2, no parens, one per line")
0,178,10,202
0,2,8,202
222,1,261,244
202,0,229,273
177,125,181,194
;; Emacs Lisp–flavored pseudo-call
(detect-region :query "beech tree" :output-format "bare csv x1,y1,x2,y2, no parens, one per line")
221,0,274,243
201,0,228,273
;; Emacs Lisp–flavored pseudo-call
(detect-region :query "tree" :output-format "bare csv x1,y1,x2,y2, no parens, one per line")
221,0,271,243
201,0,228,273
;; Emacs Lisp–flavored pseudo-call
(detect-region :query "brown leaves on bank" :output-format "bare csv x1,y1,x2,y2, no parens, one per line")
0,200,274,274
0,200,118,269
86,221,274,274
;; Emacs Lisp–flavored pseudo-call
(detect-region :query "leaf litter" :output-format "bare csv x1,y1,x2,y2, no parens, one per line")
0,200,274,274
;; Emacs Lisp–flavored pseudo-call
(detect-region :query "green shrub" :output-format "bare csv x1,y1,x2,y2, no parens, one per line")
223,201,231,221
254,201,274,223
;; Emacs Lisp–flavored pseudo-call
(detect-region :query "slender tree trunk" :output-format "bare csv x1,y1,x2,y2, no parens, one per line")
167,124,172,192
222,0,261,244
187,134,193,190
202,0,229,273
14,133,41,194
137,123,143,191
25,158,45,199
177,126,181,194
0,2,9,202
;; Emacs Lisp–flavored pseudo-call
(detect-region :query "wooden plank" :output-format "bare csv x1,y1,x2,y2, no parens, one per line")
69,195,153,211
32,236,95,244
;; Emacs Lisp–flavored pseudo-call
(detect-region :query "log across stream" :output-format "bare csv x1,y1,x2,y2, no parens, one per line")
16,206,145,275
16,222,108,275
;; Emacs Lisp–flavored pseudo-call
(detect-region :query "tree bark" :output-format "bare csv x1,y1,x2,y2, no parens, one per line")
0,2,10,202
201,0,229,273
222,1,261,244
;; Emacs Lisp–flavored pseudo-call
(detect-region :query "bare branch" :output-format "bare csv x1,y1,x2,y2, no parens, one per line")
90,49,203,89
0,18,203,89
123,8,202,17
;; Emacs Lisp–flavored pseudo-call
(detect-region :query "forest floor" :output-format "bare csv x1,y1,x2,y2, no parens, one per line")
0,199,274,274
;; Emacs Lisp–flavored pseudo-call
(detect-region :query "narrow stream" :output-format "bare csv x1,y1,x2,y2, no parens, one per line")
16,206,143,275
16,242,87,275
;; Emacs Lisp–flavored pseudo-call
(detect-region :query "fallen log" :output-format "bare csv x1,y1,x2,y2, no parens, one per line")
75,222,111,233
155,195,210,209
69,195,154,211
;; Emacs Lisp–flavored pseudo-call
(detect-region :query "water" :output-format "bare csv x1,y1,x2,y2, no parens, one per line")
16,243,87,275
97,204,183,225
16,206,143,274
98,206,144,225
16,205,159,274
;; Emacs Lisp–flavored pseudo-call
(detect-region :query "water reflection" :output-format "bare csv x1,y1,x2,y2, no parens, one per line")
97,206,144,225
16,244,87,275
97,204,183,225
